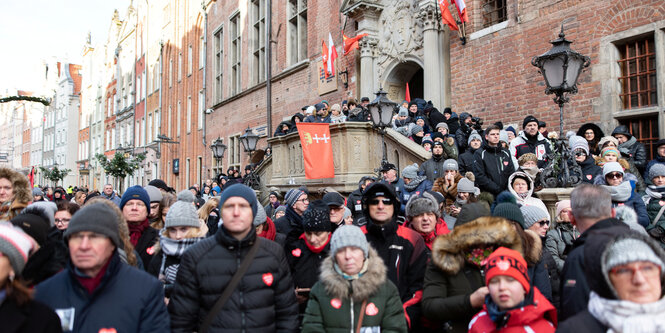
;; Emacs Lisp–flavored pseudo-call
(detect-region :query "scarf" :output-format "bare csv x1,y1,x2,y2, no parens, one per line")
334,260,369,280
521,166,540,180
485,294,527,325
271,201,280,209
300,233,331,254
619,136,638,151
603,181,633,202
258,218,277,241
158,235,205,284
75,257,112,295
646,185,665,199
404,176,427,192
465,246,495,268
516,191,530,200
588,291,665,333
128,219,150,246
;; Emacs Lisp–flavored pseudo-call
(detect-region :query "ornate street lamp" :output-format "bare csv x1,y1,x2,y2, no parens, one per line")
368,87,397,167
210,137,227,161
239,127,259,155
531,24,591,137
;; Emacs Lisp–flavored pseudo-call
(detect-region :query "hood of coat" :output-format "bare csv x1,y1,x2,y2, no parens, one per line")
431,217,523,274
508,171,535,200
319,246,386,302
0,167,32,205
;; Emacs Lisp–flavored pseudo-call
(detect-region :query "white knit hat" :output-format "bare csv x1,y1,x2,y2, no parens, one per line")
164,190,200,229
0,224,33,274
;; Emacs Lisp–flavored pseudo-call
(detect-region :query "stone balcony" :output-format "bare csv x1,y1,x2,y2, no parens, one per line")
255,122,430,200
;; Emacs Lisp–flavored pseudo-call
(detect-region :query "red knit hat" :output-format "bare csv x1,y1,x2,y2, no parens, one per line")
484,247,530,292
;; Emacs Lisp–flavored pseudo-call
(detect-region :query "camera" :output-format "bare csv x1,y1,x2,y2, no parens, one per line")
471,117,483,131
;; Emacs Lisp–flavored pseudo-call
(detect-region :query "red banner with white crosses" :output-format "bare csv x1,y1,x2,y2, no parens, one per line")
296,123,335,179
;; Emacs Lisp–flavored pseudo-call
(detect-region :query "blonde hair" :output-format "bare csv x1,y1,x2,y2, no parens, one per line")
198,198,219,220
152,192,176,230
83,197,138,267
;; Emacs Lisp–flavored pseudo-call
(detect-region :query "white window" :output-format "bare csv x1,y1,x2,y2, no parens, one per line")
252,0,266,84
287,0,307,64
214,27,223,103
198,90,204,130
187,96,192,134
177,101,181,137
230,13,241,95
188,45,193,75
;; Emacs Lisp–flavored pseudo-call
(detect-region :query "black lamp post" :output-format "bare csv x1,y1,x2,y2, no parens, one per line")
239,127,261,190
210,137,227,161
531,25,590,137
368,87,397,167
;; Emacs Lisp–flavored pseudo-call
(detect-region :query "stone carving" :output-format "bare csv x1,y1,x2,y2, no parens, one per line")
377,0,423,64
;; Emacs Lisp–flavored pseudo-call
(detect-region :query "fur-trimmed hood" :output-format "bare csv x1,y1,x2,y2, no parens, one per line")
431,216,542,274
319,246,386,302
0,167,31,204
508,171,535,199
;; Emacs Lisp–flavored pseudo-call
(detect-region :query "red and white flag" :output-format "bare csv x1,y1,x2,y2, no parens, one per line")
452,0,468,23
326,33,338,78
343,33,368,55
322,39,329,75
296,123,335,179
438,0,459,31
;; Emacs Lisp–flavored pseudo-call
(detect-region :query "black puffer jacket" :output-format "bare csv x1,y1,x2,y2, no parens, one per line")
614,127,648,174
458,147,478,174
575,156,602,183
168,227,299,332
472,143,515,196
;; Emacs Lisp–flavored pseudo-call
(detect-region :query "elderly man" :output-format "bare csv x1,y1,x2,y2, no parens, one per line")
381,163,405,199
120,185,158,267
102,183,121,206
35,203,170,332
323,191,346,232
274,188,309,246
559,184,628,321
168,184,298,332
361,182,428,330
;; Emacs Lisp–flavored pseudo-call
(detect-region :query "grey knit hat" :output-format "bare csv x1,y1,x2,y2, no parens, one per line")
164,190,200,229
252,205,267,227
443,159,459,171
330,225,368,258
569,135,589,156
144,185,163,203
499,130,509,143
398,106,408,117
436,122,449,131
411,125,424,136
520,205,549,230
402,163,419,179
603,162,624,177
65,203,122,248
285,188,306,207
457,177,480,195
649,164,665,181
468,130,482,145
302,200,332,232
603,238,665,274
32,187,44,198
0,224,33,275
405,192,440,218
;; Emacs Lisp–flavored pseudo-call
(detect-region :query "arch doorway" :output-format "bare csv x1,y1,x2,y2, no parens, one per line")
383,61,423,103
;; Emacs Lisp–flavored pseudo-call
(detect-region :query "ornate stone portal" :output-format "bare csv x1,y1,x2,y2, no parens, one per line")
342,0,451,108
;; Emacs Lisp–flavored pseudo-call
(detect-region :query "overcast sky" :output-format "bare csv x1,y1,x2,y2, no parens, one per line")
0,0,131,93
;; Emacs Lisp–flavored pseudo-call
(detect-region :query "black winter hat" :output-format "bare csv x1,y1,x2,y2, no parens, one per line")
362,181,400,211
611,125,632,139
443,107,452,115
522,115,539,129
456,202,490,227
655,139,665,149
323,192,345,207
11,213,49,246
148,179,169,192
302,200,332,232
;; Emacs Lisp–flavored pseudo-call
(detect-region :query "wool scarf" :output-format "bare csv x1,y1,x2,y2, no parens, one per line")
128,219,150,246
258,218,277,241
646,185,665,199
404,176,427,192
158,235,205,285
588,291,665,333
603,181,633,202
300,233,331,254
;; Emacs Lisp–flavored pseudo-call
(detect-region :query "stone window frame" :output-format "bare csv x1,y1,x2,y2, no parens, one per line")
469,0,510,41
597,23,665,139
251,0,266,85
213,24,224,103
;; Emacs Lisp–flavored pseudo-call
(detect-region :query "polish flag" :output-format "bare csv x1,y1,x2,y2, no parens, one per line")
438,0,459,31
452,0,468,23
326,33,338,78
322,39,329,76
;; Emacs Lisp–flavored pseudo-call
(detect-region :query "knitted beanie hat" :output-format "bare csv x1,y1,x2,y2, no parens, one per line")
330,225,368,258
599,136,619,149
456,202,490,226
252,204,267,227
499,130,509,143
603,162,624,177
411,125,424,136
0,224,33,275
494,202,525,227
218,184,258,219
120,185,151,215
505,126,516,136
556,200,571,218
32,187,44,198
398,106,408,117
405,192,440,218
422,137,434,147
569,135,590,155
522,115,539,129
649,164,665,181
601,147,620,158
165,190,200,229
443,159,459,171
65,203,122,248
520,205,550,230
302,200,332,232
457,177,480,195
485,247,530,292
603,238,665,276
144,185,163,203
402,163,419,179
284,188,306,207
436,122,449,131
11,213,49,246
468,130,482,145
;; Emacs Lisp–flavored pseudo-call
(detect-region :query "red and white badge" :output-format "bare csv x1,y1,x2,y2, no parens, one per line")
262,273,273,286
586,175,592,180
503,161,509,166
365,303,379,316
291,248,302,257
330,298,342,309
99,329,117,333
497,259,510,271
659,201,665,207
146,246,155,255
536,145,546,159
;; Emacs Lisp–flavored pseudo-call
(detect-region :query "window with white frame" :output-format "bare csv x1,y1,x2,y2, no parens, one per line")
252,0,266,84
178,52,182,81
187,96,192,134
177,101,181,137
230,13,241,95
228,134,241,170
198,90,204,130
287,0,307,64
188,45,193,76
214,27,223,103
199,35,205,69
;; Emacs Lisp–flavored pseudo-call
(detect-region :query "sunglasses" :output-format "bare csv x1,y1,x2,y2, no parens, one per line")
368,198,392,206
606,172,623,179
574,151,587,157
537,220,550,227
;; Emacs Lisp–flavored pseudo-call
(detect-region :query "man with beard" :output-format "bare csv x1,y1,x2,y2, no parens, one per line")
419,141,448,181
473,125,515,196
509,115,552,168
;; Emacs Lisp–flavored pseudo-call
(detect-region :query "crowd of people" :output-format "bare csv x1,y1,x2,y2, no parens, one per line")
2,98,665,332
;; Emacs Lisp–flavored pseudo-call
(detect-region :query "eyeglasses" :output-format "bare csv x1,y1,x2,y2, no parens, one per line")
537,220,550,227
606,172,623,179
54,218,70,224
610,262,661,279
296,198,309,203
68,233,108,245
368,198,392,206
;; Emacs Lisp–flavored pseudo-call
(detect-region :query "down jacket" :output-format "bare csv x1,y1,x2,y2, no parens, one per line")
472,143,515,196
507,171,549,214
509,131,552,169
422,217,547,333
168,227,299,332
35,252,170,333
301,247,407,333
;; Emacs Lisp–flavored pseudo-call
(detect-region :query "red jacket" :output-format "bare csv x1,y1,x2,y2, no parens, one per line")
406,217,450,250
468,287,557,333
